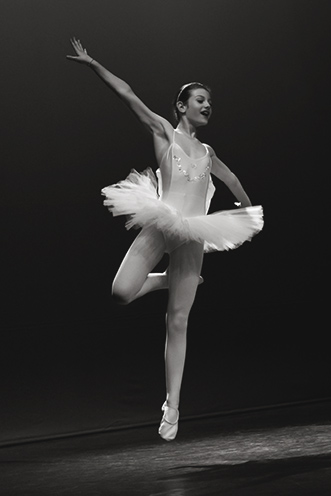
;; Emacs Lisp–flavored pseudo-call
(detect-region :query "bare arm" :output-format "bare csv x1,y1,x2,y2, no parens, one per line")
207,146,252,207
66,38,172,137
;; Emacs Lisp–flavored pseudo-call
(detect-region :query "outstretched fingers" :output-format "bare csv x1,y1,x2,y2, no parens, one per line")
67,37,89,62
70,37,81,54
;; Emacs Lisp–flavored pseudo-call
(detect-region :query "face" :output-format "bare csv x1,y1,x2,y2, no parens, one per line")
178,88,212,126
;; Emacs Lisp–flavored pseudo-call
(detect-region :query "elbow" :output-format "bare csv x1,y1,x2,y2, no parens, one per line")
117,85,133,98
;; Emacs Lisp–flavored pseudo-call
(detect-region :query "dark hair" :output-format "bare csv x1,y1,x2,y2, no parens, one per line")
172,82,212,122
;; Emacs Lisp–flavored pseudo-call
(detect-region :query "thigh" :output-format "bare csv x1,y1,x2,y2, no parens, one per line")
167,241,204,314
113,226,166,295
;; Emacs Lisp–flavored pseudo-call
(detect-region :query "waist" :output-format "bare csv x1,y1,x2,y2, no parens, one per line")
161,192,206,217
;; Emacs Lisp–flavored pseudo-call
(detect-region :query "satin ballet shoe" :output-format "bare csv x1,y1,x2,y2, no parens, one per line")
158,401,179,441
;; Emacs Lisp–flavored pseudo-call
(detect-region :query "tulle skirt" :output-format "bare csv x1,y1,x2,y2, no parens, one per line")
101,168,264,253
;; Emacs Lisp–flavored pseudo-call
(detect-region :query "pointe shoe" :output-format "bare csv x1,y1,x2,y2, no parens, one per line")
158,401,179,441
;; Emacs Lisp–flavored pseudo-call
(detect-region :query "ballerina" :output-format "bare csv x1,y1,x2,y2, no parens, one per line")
67,38,263,441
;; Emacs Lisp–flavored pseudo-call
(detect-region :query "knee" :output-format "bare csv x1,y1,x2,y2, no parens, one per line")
111,281,133,306
167,310,189,334
112,292,130,306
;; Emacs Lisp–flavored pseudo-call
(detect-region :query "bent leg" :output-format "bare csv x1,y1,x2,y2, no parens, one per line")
112,226,166,305
165,240,204,410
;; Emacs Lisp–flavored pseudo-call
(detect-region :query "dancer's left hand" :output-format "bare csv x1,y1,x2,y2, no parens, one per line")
66,37,93,65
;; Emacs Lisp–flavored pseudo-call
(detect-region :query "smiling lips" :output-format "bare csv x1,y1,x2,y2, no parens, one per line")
201,110,210,117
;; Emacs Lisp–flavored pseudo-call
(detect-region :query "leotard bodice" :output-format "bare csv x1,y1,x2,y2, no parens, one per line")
102,130,264,252
158,133,213,217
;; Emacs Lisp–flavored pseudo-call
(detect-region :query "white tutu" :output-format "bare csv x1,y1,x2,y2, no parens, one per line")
101,168,264,252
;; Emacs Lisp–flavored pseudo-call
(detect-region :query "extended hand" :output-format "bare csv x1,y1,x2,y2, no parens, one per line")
66,37,92,65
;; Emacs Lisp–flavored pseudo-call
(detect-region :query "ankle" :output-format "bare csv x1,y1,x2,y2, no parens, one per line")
166,396,179,411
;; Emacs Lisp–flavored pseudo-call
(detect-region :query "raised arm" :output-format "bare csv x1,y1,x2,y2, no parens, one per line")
207,146,252,207
66,38,172,137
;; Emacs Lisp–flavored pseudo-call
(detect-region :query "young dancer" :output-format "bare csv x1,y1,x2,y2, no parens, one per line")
67,38,263,441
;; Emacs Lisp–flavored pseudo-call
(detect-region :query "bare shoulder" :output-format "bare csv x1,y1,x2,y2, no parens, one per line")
204,144,216,157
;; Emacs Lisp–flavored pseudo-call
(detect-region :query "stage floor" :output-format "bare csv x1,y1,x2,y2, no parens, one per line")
1,400,331,495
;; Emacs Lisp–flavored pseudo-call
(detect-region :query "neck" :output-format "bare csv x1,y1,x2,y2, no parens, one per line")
176,121,197,139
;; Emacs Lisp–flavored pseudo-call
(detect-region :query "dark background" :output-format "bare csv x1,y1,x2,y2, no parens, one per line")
1,0,329,445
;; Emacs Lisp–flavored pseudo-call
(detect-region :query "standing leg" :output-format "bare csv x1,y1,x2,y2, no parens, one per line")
159,240,204,440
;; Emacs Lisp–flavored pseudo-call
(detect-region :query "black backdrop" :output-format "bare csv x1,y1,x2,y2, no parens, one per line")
1,0,329,444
